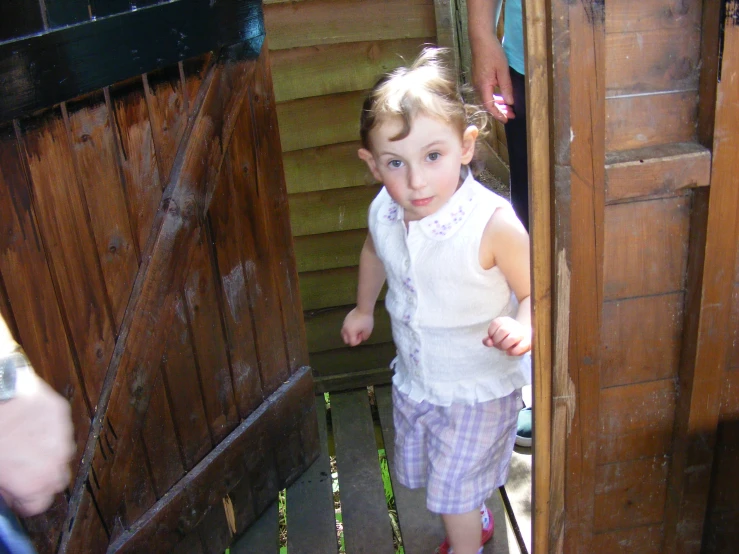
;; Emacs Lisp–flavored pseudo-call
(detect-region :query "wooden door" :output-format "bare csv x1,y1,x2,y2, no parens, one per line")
534,1,739,553
0,2,318,553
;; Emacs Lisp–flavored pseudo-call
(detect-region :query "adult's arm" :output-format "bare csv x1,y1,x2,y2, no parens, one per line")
467,0,514,122
0,316,75,517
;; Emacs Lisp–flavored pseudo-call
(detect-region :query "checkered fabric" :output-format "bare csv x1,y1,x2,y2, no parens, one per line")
392,385,521,514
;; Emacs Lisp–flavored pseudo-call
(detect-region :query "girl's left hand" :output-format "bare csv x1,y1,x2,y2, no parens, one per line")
484,317,531,356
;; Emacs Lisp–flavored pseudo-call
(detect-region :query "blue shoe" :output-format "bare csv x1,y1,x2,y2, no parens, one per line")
515,407,532,447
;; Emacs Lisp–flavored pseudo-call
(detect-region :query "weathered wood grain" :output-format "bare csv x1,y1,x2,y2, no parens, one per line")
271,38,430,103
603,195,690,300
606,91,697,152
264,0,435,51
305,303,392,353
294,229,366,273
594,456,669,533
591,524,662,554
115,439,157,538
18,109,116,407
298,266,386,311
196,503,233,554
606,0,702,34
277,90,365,152
0,124,91,471
604,142,711,202
60,44,263,552
598,379,676,466
601,293,684,388
605,28,701,97
285,399,339,554
664,16,739,553
283,141,368,194
247,47,309,374
289,185,380,237
564,2,605,551
108,367,316,553
183,234,239,444
331,390,395,554
160,295,213,470
730,284,739,370
109,77,164,254
64,93,139,331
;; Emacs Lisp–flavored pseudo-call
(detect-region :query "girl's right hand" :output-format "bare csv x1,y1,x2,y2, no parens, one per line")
341,308,374,347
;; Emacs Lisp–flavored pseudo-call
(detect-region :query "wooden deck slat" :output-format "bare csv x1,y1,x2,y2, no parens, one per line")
231,501,279,554
286,398,339,554
331,389,395,554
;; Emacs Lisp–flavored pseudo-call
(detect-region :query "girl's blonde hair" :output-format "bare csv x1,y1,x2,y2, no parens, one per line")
359,47,491,157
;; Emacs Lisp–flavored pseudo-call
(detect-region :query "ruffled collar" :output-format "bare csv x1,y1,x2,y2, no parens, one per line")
377,168,479,240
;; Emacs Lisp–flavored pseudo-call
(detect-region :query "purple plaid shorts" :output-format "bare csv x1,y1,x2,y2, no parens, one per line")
392,385,522,514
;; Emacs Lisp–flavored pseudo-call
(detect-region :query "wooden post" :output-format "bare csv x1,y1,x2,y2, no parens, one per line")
522,0,553,552
663,4,739,552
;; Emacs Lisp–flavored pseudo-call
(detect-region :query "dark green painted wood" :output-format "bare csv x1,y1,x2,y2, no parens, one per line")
331,390,396,554
314,367,393,393
44,0,90,28
305,303,392,353
0,0,264,122
310,342,396,378
285,399,339,554
0,0,45,42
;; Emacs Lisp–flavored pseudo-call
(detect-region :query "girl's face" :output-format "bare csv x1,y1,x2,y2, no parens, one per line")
358,115,478,222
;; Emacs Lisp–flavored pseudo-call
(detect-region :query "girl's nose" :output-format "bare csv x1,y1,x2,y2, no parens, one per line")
408,167,425,190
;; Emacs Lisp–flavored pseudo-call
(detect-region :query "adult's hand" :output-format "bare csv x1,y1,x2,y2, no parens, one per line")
467,0,514,122
0,368,75,517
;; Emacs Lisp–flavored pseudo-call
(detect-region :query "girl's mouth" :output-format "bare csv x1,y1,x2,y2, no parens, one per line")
411,197,433,207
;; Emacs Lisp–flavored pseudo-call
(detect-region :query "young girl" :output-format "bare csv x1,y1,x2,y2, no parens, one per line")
340,48,531,554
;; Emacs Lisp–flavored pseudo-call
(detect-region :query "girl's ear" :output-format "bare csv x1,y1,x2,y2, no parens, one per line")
358,148,383,182
461,125,479,165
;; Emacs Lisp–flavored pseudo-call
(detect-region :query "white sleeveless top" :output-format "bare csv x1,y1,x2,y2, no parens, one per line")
369,170,531,406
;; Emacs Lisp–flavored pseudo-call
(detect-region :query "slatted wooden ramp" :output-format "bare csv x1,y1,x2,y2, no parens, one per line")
231,386,524,553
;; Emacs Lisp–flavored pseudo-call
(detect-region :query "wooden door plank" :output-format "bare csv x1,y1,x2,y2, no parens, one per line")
183,234,239,444
160,295,213,470
663,10,739,553
289,185,380,237
375,385,444,553
591,524,662,554
282,141,367,194
231,501,279,554
604,142,711,203
90,0,131,18
264,0,435,51
0,124,91,468
564,2,606,552
18,108,117,407
107,366,315,553
60,44,262,553
331,389,395,554
172,531,206,554
109,77,164,254
271,38,429,103
607,0,702,34
245,49,311,374
196,503,233,554
286,398,339,554
64,93,139,332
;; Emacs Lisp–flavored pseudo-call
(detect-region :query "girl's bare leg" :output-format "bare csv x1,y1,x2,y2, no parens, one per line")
441,509,482,554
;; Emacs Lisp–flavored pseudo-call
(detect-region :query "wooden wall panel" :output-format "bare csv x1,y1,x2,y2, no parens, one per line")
305,303,392,353
606,92,697,152
601,293,683,388
598,379,675,465
283,141,367,194
271,38,431,103
310,342,397,378
607,0,702,34
264,0,435,51
603,196,689,300
592,524,662,554
605,28,700,96
294,229,365,273
289,185,380,237
278,90,365,153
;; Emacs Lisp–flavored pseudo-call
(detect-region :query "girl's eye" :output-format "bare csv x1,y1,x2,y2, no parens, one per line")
388,159,403,168
427,152,440,161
